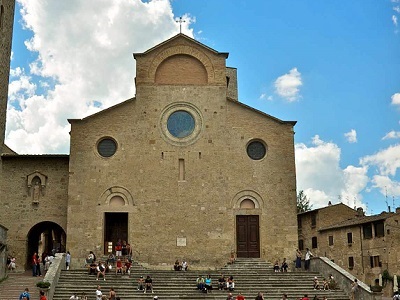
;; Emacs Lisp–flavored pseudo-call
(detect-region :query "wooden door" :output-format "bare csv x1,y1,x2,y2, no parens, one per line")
236,215,260,258
104,212,128,254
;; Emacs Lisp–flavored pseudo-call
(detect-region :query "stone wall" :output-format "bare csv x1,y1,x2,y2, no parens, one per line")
0,155,69,268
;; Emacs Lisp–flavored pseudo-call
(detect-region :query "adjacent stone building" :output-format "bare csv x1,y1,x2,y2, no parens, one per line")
0,5,298,269
298,204,400,295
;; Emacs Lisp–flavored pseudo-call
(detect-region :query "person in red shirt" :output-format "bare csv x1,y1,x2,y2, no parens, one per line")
124,259,131,275
115,259,123,275
236,292,245,300
39,290,47,300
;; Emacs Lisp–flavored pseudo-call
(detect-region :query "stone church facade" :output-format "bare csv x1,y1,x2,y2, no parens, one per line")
0,0,298,269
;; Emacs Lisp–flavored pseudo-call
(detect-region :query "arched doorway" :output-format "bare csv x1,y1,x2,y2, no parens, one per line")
26,221,66,268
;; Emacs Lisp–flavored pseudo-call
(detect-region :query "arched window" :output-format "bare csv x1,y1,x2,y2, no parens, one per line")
0,5,4,30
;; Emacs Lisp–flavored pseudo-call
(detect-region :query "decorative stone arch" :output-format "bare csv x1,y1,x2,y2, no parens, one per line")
231,190,264,209
99,186,135,207
27,171,47,188
149,45,215,83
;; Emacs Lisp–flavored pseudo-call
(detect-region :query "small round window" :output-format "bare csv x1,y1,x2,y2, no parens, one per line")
167,110,195,138
97,138,117,158
247,140,267,160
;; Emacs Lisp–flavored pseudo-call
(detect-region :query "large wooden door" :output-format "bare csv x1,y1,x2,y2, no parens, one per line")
104,212,128,254
236,215,260,258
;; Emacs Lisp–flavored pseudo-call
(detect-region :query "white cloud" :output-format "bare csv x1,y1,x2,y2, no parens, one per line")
382,130,400,140
274,68,302,102
295,135,367,210
394,6,400,13
393,15,399,27
7,0,194,154
391,93,400,106
344,129,357,143
360,144,400,177
259,93,273,101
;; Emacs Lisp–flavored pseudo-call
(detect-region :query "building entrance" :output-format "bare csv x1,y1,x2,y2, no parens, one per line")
104,212,128,254
236,215,260,258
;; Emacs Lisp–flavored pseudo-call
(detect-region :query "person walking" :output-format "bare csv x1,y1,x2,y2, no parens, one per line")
304,248,313,271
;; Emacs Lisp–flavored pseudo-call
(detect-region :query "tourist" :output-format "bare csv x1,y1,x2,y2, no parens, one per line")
19,288,30,300
313,276,320,290
218,274,226,290
393,291,400,300
227,276,235,291
144,275,154,293
255,292,265,300
182,260,188,271
8,255,16,271
350,279,358,300
137,275,145,291
322,278,329,290
109,287,116,300
81,292,88,300
226,292,234,300
36,253,42,276
273,260,280,272
66,251,71,270
69,293,79,300
295,249,302,269
86,251,95,264
236,292,245,300
282,293,288,300
121,240,127,257
32,252,38,276
229,251,236,264
205,275,213,293
107,253,116,267
300,294,310,300
124,258,132,275
115,258,123,275
39,290,47,300
96,261,106,281
281,258,288,272
196,275,205,291
115,240,122,258
126,243,133,260
174,259,181,271
304,248,313,271
96,286,102,300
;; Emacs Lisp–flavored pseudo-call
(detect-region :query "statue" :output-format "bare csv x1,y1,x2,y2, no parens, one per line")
33,182,41,202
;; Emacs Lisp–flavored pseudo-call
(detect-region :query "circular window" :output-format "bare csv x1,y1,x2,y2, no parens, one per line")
160,102,203,146
167,110,195,138
247,140,267,160
97,138,117,157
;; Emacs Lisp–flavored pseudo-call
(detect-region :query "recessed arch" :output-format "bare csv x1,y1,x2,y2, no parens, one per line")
155,54,208,84
232,190,264,209
26,221,66,269
149,45,215,84
99,186,135,206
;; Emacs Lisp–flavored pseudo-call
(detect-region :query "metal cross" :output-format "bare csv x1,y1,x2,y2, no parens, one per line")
176,16,186,34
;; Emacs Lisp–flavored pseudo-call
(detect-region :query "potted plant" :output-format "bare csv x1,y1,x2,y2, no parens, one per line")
36,280,51,289
371,278,383,292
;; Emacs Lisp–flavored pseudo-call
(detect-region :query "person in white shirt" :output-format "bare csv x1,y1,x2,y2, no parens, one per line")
305,248,313,271
96,286,102,300
69,293,79,300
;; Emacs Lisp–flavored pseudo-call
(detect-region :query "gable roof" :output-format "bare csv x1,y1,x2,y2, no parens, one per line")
227,98,297,126
297,203,352,216
68,97,136,124
133,33,229,58
319,212,394,232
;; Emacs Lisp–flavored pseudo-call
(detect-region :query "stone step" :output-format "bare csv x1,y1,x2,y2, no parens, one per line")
53,263,350,300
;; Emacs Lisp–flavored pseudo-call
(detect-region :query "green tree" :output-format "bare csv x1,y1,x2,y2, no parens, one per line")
297,190,312,213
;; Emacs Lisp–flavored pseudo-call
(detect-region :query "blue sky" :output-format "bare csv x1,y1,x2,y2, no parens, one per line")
6,0,400,215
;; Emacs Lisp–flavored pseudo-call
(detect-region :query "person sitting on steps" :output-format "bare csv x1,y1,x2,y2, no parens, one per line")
96,261,106,281
144,275,154,294
174,259,182,271
280,258,288,272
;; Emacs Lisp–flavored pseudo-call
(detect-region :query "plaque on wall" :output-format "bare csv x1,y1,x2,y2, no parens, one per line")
176,237,187,247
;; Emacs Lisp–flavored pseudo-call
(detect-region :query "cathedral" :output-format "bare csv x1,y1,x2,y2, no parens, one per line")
0,0,298,269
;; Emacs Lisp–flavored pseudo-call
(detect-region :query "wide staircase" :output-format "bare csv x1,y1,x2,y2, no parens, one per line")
0,270,41,300
53,258,351,300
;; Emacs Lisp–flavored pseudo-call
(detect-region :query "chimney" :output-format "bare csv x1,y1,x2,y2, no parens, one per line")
356,207,364,217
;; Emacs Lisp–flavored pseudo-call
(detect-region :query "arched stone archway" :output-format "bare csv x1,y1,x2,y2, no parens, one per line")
26,221,66,269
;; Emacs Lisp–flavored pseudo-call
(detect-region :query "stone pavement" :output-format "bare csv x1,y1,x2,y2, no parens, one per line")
0,270,42,300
